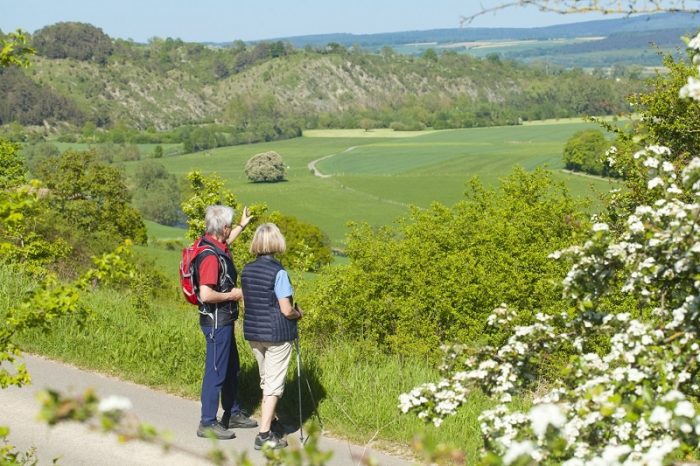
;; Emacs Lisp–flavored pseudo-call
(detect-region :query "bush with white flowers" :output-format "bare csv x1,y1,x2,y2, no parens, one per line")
680,31,700,101
400,36,700,466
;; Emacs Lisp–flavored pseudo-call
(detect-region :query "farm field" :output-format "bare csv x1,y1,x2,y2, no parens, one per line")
126,122,619,248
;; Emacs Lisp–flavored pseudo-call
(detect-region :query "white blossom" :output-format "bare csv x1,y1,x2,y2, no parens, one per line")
643,157,659,168
648,177,664,189
648,406,672,428
675,401,695,418
503,440,536,465
680,76,700,101
529,403,566,437
98,395,133,413
688,32,700,50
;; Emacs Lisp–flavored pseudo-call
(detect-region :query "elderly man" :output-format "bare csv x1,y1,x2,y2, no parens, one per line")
195,205,257,440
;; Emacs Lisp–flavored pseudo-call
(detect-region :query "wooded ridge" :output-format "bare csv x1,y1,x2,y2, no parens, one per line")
0,22,640,133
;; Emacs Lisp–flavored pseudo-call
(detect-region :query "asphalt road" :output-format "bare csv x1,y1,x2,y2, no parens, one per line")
0,354,414,466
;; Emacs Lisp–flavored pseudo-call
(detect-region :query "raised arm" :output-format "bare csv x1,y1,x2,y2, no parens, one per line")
226,206,253,244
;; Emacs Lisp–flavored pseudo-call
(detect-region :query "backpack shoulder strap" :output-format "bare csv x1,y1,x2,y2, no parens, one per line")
191,247,217,289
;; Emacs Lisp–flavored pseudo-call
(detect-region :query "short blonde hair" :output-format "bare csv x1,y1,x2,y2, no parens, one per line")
250,223,286,255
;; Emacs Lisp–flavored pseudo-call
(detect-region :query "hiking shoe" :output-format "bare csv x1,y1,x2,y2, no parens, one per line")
197,422,236,440
254,432,287,450
226,411,258,428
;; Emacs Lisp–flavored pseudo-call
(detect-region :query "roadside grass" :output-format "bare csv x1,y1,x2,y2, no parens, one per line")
3,263,493,461
124,122,619,248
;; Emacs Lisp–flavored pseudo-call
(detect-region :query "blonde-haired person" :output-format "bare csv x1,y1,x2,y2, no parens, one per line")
241,223,302,450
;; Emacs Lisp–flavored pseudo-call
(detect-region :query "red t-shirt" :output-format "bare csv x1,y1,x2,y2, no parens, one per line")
197,234,230,288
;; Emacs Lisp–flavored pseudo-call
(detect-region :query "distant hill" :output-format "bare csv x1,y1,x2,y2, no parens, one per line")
234,12,698,67
5,47,638,131
251,12,698,47
0,17,662,132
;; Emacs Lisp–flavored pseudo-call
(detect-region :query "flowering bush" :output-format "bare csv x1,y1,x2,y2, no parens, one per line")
680,32,700,102
401,146,700,465
399,36,700,466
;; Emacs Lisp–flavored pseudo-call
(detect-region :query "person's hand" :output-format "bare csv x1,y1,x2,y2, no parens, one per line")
294,303,303,320
240,206,253,229
229,288,243,301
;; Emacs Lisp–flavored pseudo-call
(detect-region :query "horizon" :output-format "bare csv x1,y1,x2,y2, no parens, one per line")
2,0,657,43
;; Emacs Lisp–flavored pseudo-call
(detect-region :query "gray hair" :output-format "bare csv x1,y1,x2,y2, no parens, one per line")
250,223,286,255
205,205,235,236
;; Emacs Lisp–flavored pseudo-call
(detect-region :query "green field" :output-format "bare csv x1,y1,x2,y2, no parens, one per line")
144,219,186,241
125,123,619,247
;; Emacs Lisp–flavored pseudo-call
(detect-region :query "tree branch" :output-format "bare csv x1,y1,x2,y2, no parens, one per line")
460,1,700,27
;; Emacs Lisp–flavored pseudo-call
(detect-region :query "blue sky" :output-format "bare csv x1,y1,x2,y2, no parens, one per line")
2,0,639,42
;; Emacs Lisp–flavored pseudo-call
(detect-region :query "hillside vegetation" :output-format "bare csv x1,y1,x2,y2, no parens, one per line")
0,23,637,134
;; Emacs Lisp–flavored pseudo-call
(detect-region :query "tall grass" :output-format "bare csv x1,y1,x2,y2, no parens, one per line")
2,264,492,460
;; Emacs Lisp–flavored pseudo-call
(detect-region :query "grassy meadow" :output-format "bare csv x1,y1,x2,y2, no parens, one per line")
125,121,619,248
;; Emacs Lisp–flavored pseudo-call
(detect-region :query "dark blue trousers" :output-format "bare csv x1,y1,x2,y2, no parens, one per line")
200,323,241,425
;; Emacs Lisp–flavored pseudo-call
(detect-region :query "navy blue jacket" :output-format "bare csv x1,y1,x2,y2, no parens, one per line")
241,255,297,342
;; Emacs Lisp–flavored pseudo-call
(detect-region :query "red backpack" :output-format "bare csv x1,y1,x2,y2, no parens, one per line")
179,237,216,305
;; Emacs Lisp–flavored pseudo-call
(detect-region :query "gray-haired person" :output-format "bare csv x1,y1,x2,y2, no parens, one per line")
195,205,258,440
241,223,302,449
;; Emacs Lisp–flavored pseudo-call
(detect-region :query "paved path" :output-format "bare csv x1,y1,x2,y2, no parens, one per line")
0,354,414,466
306,146,356,178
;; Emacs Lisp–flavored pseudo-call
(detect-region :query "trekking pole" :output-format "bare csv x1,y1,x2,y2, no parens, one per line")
295,332,324,430
295,336,305,443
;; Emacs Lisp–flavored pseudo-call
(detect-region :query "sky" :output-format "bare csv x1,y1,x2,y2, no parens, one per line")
0,0,657,43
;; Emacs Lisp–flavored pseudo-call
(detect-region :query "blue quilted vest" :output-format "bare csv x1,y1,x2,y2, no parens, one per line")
241,255,297,342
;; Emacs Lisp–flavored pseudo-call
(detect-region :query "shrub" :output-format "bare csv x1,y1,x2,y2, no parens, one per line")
34,149,147,273
562,129,610,176
302,168,588,357
390,120,426,131
266,212,332,272
131,161,183,226
245,150,287,183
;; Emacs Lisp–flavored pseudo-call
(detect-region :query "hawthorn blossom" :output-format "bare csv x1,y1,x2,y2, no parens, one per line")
680,76,700,101
529,403,566,437
688,32,700,50
98,395,132,413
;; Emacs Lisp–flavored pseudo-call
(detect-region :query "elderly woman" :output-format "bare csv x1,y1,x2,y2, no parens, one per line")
195,205,257,440
241,223,302,450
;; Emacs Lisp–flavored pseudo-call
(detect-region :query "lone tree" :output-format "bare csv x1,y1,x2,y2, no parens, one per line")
245,150,287,182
